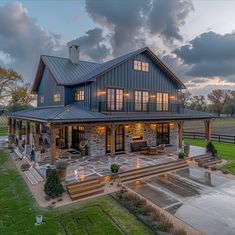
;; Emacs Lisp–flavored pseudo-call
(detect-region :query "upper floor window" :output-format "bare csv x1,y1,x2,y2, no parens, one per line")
156,92,169,111
40,96,44,104
135,90,149,111
134,60,149,72
75,90,84,101
53,93,61,102
107,88,123,111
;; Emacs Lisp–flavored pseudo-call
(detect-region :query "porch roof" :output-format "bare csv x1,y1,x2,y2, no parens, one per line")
10,105,216,124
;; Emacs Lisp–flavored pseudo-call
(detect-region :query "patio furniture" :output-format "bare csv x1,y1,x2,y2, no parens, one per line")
157,144,166,154
130,140,148,152
148,146,158,155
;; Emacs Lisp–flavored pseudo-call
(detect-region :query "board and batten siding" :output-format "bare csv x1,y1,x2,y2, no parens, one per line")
37,67,65,107
92,52,179,109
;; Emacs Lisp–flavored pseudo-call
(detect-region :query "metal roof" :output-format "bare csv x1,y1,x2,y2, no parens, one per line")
41,55,100,85
10,106,215,124
32,47,186,91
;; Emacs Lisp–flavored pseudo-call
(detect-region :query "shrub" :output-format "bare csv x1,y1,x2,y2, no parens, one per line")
111,163,120,173
211,166,217,171
173,229,187,235
178,151,186,159
44,169,65,199
55,160,68,170
206,142,218,157
20,163,30,172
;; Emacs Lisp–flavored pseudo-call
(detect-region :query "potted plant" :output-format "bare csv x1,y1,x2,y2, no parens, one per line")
111,163,120,173
183,142,190,157
178,151,186,160
55,160,68,180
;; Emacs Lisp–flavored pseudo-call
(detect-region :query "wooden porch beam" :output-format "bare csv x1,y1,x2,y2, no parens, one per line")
178,121,184,149
110,124,116,157
51,126,57,165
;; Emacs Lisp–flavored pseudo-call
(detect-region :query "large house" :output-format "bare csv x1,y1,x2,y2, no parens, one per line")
9,46,213,164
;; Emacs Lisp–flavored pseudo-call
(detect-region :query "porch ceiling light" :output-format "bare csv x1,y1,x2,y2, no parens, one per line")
169,95,175,99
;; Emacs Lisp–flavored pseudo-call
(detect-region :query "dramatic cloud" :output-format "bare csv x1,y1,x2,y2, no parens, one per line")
148,0,194,43
174,31,235,79
67,28,110,62
0,2,61,80
85,0,193,56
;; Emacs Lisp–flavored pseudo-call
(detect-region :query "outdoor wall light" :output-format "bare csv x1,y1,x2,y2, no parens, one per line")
169,95,176,99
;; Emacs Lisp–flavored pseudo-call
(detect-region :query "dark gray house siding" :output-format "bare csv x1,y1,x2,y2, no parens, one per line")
92,52,179,110
37,67,65,107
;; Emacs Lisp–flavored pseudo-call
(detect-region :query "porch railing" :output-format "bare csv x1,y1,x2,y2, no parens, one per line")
99,101,183,114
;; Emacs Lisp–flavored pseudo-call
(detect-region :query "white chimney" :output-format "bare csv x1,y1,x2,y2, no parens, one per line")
69,45,80,64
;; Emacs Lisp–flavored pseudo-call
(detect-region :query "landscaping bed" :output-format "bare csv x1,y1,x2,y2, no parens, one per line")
112,188,187,235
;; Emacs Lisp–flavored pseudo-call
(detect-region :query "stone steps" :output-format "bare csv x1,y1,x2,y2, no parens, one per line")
120,160,188,183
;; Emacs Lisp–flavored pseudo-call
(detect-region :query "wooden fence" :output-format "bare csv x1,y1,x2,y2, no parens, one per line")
184,131,235,144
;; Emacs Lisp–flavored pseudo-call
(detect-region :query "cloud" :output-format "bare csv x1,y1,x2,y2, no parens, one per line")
148,0,194,43
0,2,61,80
67,28,110,62
174,31,235,79
85,0,193,56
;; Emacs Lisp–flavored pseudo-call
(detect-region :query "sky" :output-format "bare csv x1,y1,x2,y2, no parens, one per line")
0,0,235,95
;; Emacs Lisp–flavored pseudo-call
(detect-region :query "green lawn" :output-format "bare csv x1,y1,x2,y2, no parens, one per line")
185,138,235,174
0,150,153,235
0,124,8,136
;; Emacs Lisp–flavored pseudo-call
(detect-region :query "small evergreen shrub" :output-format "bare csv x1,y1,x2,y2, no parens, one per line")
178,151,185,159
206,142,218,157
44,169,65,199
55,160,68,170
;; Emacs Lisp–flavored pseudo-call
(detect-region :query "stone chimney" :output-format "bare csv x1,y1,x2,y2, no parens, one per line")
68,45,80,64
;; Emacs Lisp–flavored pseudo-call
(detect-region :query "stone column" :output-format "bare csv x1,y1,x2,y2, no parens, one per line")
178,121,184,149
34,123,40,151
51,125,57,165
205,120,212,142
110,124,116,157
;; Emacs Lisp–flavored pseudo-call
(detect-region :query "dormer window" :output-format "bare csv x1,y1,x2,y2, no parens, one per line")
134,60,149,72
75,90,84,101
53,93,61,102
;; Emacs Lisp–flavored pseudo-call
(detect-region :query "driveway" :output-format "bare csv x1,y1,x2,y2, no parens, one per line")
125,167,235,235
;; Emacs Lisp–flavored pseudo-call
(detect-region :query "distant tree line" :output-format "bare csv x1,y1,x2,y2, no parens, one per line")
179,89,235,117
0,66,34,112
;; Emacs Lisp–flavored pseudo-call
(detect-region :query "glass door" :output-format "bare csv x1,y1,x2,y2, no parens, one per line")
106,126,124,153
156,123,169,145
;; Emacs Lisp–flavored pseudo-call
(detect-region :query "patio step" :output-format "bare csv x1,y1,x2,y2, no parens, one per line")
120,160,188,183
191,153,212,162
119,160,186,177
66,178,105,200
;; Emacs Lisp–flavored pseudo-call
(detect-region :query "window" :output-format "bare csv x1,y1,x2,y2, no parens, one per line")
40,96,44,103
156,92,169,111
107,88,123,111
134,60,149,72
53,93,60,102
75,90,84,101
142,62,149,72
134,60,142,70
135,91,149,111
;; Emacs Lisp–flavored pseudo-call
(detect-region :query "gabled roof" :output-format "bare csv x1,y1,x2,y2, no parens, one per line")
32,47,186,92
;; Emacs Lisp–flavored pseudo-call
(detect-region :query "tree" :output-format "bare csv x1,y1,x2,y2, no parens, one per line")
208,89,230,116
223,90,235,117
44,169,65,199
190,95,207,111
178,90,191,108
8,83,34,111
0,67,22,105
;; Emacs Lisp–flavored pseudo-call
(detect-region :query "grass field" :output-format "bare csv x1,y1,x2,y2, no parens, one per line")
184,118,235,135
0,149,153,235
0,115,8,136
185,138,235,174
